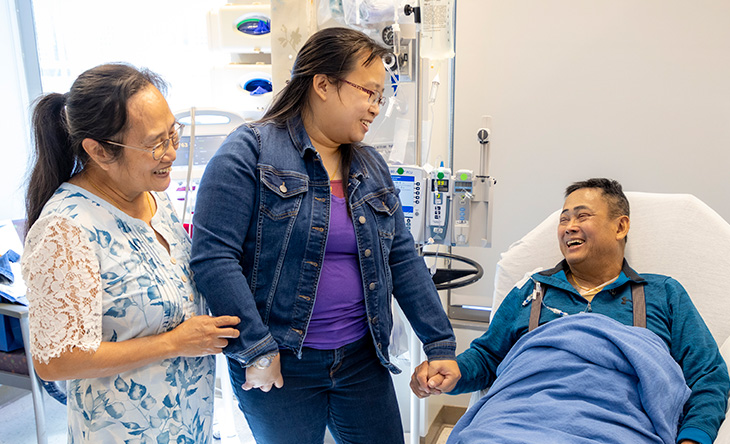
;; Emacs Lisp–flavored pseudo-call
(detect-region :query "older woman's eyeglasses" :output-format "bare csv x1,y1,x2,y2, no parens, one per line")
337,78,387,107
102,122,184,161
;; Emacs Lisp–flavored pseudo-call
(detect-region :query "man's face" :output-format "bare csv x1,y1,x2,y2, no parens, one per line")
558,188,628,269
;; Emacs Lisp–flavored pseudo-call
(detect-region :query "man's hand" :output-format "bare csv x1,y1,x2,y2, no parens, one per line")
242,354,284,392
410,359,461,398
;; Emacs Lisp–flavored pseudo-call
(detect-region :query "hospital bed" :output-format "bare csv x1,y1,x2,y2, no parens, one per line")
470,191,730,442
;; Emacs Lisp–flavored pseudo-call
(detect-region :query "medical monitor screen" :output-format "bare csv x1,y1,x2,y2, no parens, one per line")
435,179,450,192
392,174,415,217
173,135,227,167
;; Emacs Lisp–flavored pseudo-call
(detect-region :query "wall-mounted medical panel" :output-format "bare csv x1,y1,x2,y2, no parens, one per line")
208,4,272,53
211,64,273,121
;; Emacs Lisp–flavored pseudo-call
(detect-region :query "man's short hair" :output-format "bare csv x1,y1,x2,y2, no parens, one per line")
564,178,630,218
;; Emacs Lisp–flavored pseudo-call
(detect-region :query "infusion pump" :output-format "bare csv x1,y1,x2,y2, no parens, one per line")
389,165,427,243
389,165,494,247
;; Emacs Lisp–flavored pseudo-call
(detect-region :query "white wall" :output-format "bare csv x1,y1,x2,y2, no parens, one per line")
447,0,730,309
423,0,730,421
0,1,31,221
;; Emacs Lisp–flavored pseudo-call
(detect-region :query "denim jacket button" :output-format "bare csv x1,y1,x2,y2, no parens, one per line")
358,216,366,224
369,282,376,291
364,249,372,257
371,316,378,324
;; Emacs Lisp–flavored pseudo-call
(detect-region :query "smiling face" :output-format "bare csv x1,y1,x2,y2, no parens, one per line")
558,188,630,274
110,86,178,195
309,54,386,149
335,59,385,143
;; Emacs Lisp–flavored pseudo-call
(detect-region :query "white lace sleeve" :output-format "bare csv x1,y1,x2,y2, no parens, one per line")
21,215,103,364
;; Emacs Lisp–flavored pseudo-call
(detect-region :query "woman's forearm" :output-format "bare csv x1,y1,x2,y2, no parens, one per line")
34,330,177,381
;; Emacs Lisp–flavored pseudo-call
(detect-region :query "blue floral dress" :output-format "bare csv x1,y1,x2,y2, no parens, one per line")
22,183,214,444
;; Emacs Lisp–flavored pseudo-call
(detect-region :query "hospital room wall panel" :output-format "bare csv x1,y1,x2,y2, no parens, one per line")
432,0,730,420
446,0,730,311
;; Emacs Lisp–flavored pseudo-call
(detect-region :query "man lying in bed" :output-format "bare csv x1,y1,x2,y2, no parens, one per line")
411,178,729,444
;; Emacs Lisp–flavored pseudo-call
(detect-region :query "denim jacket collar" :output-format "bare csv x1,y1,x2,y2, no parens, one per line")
286,115,317,158
286,115,371,188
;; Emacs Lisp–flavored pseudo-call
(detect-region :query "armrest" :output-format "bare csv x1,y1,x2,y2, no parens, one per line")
0,302,28,319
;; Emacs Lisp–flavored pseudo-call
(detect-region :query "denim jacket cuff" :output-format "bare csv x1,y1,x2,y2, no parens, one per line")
423,340,457,361
225,333,279,366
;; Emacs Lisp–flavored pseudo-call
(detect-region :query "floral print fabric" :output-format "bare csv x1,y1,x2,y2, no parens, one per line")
22,183,214,443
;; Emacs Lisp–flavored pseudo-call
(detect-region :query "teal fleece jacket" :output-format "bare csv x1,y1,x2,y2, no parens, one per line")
452,260,729,444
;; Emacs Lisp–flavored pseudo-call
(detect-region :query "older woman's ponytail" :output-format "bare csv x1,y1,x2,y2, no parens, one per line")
25,92,81,231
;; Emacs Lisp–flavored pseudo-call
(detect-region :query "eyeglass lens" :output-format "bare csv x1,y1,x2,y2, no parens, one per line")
152,124,182,160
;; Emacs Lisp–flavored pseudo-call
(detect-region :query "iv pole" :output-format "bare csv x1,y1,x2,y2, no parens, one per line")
404,2,461,442
404,4,424,444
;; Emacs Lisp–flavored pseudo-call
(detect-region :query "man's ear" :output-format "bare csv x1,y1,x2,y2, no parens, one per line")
311,74,331,102
615,215,630,241
81,138,115,171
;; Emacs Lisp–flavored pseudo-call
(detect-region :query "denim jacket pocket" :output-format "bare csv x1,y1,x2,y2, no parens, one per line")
260,167,309,220
364,191,400,237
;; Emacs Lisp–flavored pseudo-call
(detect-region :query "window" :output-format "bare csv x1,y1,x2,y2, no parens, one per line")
31,0,229,111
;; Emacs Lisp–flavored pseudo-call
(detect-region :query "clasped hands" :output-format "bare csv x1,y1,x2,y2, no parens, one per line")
410,359,460,398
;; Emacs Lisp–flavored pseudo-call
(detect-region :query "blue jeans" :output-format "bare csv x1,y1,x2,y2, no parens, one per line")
229,335,405,444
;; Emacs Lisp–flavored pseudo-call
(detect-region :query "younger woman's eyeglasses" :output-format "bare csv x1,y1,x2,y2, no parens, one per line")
336,78,387,107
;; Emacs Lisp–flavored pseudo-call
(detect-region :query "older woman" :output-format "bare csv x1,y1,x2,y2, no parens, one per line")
22,63,239,443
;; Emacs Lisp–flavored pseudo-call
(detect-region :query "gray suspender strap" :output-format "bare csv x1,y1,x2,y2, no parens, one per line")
528,283,544,332
631,282,646,328
528,281,646,331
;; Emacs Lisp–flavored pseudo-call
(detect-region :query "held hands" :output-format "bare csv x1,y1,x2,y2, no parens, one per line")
242,354,284,392
410,359,461,398
169,315,240,357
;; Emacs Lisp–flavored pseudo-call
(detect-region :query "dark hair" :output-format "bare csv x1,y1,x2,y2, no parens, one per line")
260,27,389,194
564,178,630,218
261,27,388,124
25,63,166,231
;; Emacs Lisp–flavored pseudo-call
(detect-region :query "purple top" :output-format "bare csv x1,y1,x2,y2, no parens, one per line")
303,181,368,349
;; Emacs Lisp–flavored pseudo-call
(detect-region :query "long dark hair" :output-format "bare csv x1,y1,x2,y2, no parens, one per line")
261,27,388,185
25,63,166,231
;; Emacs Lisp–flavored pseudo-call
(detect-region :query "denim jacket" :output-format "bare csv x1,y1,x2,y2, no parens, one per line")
190,116,456,373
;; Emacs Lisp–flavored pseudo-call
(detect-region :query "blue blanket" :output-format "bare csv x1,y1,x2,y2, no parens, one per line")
448,313,690,444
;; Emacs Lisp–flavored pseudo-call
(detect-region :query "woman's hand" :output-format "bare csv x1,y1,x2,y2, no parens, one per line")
34,315,241,381
410,359,461,398
168,315,240,357
242,354,284,392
